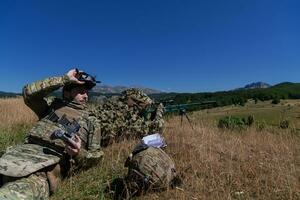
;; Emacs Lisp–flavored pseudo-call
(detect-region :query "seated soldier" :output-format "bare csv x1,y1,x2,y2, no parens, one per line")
0,69,103,199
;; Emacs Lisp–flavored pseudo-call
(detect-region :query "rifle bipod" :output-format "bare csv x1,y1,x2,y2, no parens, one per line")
179,109,194,130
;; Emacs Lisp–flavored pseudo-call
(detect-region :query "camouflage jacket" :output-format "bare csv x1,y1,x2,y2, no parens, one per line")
22,74,102,170
90,89,165,146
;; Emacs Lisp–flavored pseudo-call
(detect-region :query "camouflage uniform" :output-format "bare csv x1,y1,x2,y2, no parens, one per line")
0,75,103,199
125,147,177,191
90,88,165,146
110,146,178,199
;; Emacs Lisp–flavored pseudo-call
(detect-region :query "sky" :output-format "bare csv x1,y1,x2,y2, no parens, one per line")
0,0,299,93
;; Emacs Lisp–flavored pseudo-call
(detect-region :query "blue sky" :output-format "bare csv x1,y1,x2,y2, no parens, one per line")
0,0,299,93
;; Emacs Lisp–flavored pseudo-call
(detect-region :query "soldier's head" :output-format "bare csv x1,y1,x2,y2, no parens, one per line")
63,85,89,104
63,71,99,104
121,88,153,110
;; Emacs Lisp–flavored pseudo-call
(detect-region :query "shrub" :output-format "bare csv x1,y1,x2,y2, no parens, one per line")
256,121,267,131
218,115,255,130
246,115,255,126
272,98,280,104
218,116,246,130
279,120,289,129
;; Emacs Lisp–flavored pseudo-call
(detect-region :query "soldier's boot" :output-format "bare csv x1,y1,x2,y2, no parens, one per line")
0,172,50,200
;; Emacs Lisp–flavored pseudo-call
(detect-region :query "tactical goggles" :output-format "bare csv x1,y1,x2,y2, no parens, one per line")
75,68,101,89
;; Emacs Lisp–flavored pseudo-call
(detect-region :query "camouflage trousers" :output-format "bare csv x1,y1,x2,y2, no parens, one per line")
0,173,49,200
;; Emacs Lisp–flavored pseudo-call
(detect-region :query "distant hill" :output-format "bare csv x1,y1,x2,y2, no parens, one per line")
92,84,162,94
244,82,271,89
2,82,300,110
0,91,20,97
271,82,294,88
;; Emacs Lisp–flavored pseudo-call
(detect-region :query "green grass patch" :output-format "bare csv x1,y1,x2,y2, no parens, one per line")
193,100,300,131
0,124,32,152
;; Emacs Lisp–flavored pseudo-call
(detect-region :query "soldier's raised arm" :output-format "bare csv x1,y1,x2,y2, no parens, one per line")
22,69,84,118
22,74,70,118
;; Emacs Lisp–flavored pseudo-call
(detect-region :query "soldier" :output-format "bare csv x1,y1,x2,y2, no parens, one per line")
90,88,165,146
0,69,103,199
109,141,181,200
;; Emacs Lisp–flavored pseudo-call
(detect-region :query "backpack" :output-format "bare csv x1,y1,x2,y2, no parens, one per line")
125,147,177,192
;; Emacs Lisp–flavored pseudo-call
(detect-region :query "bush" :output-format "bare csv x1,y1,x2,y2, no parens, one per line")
218,115,255,130
256,121,267,131
218,116,246,130
246,115,255,126
279,120,289,129
272,98,280,104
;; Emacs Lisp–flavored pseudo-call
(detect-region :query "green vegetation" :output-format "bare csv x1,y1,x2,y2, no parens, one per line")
218,116,246,130
279,119,290,129
218,115,254,130
272,97,280,104
0,124,31,152
151,82,300,112
193,99,300,132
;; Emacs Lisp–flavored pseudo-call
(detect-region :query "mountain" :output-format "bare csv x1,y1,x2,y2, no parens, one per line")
92,84,162,94
243,82,271,89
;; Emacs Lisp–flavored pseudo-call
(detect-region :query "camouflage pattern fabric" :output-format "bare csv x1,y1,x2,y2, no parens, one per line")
0,173,49,200
22,74,103,170
22,75,70,118
125,147,177,191
0,73,104,199
120,88,153,110
0,144,60,177
90,88,165,146
147,103,165,134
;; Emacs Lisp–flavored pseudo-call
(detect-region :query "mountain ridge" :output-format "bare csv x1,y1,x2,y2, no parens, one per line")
1,81,299,97
91,84,162,94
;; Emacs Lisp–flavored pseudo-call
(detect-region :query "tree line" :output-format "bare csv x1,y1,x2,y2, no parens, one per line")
151,82,300,111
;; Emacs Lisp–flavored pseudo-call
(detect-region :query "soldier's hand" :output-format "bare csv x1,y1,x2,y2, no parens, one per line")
66,69,85,85
65,135,82,156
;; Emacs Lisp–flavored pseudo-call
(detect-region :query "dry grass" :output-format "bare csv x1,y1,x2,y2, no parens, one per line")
51,115,300,200
0,97,37,150
0,97,37,128
0,98,299,199
141,116,300,200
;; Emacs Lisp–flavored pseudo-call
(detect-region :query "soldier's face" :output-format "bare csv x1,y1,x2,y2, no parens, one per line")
65,86,88,104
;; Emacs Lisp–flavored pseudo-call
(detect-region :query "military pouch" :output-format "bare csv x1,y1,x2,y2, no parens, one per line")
27,112,81,154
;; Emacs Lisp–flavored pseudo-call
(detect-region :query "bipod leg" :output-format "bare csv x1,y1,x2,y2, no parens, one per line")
180,114,183,126
184,113,194,130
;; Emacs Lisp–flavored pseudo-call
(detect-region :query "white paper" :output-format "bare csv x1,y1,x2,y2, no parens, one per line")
142,133,166,148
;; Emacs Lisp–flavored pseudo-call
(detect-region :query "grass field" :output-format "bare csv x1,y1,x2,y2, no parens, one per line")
0,98,299,199
193,99,300,130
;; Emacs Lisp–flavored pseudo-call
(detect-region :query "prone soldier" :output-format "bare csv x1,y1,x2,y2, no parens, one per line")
91,88,165,146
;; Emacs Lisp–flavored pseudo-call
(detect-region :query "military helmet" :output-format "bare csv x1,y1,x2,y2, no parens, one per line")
121,88,153,110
